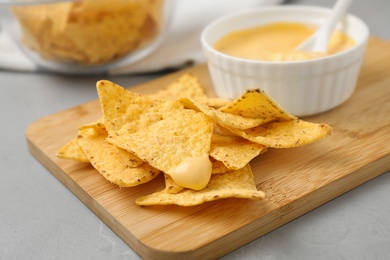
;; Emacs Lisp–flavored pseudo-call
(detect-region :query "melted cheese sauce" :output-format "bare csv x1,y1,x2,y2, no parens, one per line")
168,156,212,190
214,22,355,62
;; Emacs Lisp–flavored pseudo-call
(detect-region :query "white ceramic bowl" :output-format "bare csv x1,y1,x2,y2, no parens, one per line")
0,0,176,74
201,5,369,116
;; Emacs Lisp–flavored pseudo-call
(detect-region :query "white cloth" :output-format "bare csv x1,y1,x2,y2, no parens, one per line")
0,0,283,74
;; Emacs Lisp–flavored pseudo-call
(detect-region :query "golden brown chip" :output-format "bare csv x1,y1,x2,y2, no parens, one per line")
62,11,147,65
149,73,230,108
210,157,230,174
107,108,214,175
12,3,75,59
79,121,144,168
180,98,265,130
164,174,184,194
220,89,297,121
210,134,267,170
77,126,159,187
56,138,89,163
222,119,332,148
181,88,332,148
78,118,105,130
148,73,206,100
97,80,183,134
136,164,265,206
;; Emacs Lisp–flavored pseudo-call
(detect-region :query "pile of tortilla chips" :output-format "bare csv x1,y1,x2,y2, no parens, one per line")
13,0,163,65
57,73,332,206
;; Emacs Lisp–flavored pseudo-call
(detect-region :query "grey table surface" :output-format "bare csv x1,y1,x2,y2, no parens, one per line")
1,0,390,259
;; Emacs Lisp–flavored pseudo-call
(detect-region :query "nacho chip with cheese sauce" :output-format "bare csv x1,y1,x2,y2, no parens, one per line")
136,164,265,206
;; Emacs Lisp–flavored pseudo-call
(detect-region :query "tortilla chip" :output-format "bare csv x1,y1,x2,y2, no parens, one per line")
181,89,332,148
79,121,144,167
78,118,105,130
136,164,265,206
180,98,265,130
108,108,214,175
164,174,184,194
148,74,206,100
97,80,183,134
149,73,230,107
210,134,267,170
220,89,297,121
56,138,89,163
62,11,147,65
222,119,332,148
210,157,230,174
77,126,159,187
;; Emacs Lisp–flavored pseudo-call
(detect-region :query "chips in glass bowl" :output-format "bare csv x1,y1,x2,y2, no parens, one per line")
0,0,175,74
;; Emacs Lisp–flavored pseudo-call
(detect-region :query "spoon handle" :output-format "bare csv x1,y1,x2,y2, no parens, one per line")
296,0,353,53
317,0,353,49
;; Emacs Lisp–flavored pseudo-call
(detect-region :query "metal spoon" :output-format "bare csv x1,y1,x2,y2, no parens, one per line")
295,0,353,53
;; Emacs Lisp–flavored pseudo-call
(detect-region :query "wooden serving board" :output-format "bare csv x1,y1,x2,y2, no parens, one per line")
26,37,390,259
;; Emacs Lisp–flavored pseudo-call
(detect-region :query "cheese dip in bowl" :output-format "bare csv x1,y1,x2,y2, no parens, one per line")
201,5,369,116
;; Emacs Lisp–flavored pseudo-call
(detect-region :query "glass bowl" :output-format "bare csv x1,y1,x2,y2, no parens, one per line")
0,0,176,74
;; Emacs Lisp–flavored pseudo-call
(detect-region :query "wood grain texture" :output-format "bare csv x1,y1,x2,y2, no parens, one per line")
26,37,390,259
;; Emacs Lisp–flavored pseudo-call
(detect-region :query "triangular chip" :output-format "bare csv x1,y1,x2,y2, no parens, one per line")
78,118,105,130
181,89,332,148
210,157,230,174
222,119,332,148
148,73,207,101
96,80,183,134
180,98,265,130
148,73,230,108
107,108,214,175
77,126,159,187
164,174,184,194
56,138,89,163
136,164,265,206
210,134,267,170
219,89,297,121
